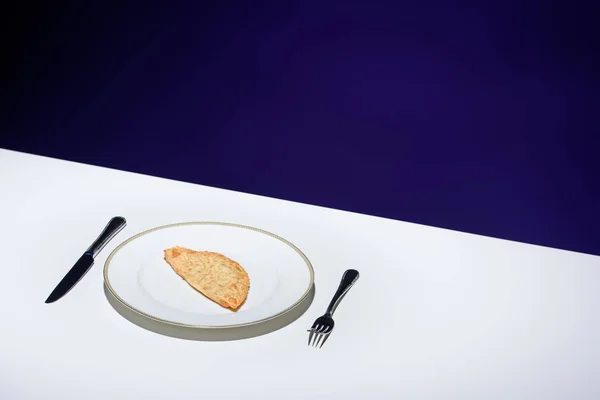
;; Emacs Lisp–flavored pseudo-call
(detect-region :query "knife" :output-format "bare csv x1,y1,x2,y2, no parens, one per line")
45,216,127,303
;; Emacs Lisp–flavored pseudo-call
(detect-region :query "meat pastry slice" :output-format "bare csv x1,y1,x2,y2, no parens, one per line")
164,246,250,310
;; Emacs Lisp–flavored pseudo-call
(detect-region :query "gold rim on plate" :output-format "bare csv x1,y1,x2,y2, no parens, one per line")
103,221,315,329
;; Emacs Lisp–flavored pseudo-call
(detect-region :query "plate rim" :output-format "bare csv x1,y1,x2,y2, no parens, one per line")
103,221,314,329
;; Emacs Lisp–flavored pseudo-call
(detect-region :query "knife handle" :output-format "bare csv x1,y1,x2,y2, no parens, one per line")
85,216,127,257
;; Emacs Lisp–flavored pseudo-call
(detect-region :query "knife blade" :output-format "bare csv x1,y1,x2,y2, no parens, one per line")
45,216,127,303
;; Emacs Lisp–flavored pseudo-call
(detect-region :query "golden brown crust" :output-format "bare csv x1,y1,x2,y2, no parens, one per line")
163,246,250,310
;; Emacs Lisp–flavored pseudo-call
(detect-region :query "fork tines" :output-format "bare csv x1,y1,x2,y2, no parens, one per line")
307,323,332,348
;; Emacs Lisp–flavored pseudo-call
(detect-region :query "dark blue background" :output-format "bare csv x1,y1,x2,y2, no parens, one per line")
3,2,599,255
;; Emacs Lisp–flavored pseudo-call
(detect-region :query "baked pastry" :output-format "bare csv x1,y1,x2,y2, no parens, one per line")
164,246,250,310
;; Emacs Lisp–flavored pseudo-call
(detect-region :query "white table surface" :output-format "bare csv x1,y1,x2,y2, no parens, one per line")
1,148,600,399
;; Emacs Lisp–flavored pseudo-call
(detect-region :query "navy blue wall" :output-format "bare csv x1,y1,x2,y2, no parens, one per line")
3,2,599,255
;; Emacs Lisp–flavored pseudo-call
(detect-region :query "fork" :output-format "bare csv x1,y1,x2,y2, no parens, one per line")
308,269,359,348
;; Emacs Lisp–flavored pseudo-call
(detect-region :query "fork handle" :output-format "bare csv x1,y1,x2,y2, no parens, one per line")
326,269,359,316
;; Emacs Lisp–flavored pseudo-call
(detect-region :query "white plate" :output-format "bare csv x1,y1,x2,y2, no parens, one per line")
104,222,314,329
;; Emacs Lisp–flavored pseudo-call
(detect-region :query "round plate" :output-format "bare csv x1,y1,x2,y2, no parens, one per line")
104,222,314,329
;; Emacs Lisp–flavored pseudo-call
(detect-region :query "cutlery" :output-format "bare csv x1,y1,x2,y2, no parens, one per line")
308,269,359,348
45,216,127,303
